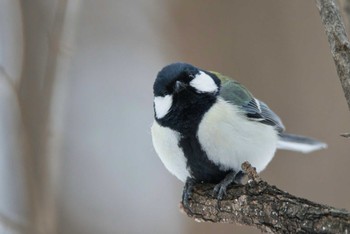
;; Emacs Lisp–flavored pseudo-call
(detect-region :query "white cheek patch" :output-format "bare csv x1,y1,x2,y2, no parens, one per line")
154,95,173,119
190,71,218,93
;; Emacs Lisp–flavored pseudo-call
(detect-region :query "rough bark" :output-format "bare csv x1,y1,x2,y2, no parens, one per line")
316,0,350,111
181,162,350,233
338,0,350,34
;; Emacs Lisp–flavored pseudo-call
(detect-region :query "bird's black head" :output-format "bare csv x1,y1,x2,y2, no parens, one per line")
153,63,220,97
153,62,220,131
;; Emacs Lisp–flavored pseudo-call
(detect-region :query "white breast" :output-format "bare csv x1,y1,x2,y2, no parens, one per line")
197,98,278,173
151,121,190,182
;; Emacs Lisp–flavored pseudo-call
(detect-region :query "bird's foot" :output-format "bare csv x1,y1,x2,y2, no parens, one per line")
213,170,244,200
182,177,196,207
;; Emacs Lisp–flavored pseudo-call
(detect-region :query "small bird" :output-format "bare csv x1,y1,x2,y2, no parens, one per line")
151,62,326,204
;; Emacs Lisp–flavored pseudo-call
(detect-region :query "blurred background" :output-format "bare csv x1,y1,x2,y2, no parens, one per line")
0,0,349,233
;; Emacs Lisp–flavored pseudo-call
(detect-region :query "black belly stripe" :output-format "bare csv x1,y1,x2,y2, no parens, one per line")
178,135,229,183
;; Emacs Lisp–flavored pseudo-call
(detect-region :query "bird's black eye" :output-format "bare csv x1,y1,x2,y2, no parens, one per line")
188,74,195,79
183,65,199,78
174,80,188,93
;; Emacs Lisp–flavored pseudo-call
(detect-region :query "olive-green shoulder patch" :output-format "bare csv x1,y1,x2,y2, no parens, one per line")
210,71,254,107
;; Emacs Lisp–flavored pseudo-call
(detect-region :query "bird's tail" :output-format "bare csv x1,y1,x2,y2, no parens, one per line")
277,133,327,154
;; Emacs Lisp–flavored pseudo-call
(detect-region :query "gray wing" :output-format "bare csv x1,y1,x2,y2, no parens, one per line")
215,72,285,133
242,98,285,133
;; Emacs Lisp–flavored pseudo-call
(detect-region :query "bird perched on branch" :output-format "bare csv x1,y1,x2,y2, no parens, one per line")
151,62,326,204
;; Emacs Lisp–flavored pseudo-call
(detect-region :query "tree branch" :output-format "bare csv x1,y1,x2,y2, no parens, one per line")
338,0,350,34
180,162,350,233
316,0,350,111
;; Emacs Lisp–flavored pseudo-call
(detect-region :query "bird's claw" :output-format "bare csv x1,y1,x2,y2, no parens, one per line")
213,183,228,200
212,170,243,200
182,177,195,207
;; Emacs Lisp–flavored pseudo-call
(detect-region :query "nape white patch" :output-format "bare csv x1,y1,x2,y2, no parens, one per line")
190,71,218,93
151,121,190,182
154,95,173,119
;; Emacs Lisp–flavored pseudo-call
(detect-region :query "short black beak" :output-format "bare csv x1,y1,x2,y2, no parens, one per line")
175,81,187,93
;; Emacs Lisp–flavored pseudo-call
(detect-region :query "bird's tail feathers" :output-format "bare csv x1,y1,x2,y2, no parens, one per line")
277,133,327,154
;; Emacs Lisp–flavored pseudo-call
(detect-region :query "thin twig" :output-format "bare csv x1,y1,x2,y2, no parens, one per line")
338,0,350,34
241,161,261,182
316,0,350,111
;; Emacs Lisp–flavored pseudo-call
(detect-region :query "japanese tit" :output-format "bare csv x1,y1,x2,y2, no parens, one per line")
151,62,326,203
